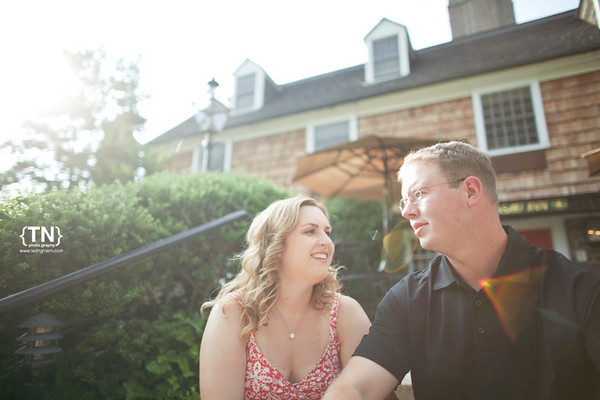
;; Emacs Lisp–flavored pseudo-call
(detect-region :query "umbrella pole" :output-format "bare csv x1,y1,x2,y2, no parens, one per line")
378,186,390,272
382,196,389,237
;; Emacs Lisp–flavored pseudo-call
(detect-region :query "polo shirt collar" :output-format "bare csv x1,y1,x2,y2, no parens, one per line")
433,257,458,290
432,225,534,291
493,225,534,282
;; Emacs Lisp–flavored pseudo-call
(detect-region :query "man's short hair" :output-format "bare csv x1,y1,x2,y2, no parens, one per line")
398,141,499,205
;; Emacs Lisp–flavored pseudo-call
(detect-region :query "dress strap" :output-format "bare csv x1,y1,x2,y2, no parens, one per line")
228,292,245,308
329,293,341,332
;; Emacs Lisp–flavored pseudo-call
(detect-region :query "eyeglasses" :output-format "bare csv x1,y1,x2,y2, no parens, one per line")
398,178,467,211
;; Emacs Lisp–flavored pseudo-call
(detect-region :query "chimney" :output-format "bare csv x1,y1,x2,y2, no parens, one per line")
448,0,516,39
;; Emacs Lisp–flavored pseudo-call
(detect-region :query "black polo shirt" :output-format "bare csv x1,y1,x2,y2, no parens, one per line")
355,226,600,399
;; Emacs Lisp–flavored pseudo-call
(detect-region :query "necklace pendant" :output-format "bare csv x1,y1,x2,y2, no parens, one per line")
289,333,296,339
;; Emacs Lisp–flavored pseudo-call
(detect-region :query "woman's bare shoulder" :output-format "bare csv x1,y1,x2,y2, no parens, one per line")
337,294,370,329
207,293,244,321
338,294,365,313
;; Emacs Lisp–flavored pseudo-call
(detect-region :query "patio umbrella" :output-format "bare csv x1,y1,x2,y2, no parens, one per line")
292,135,439,236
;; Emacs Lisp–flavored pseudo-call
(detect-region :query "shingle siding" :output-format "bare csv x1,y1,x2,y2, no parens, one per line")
494,70,600,200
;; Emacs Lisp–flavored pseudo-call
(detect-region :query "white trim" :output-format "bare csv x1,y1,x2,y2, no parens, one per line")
222,140,232,172
232,60,266,114
364,19,410,84
191,146,201,172
191,140,232,172
305,115,358,154
472,80,550,157
306,125,316,154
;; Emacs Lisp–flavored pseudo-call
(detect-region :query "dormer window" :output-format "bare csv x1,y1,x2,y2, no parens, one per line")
365,19,411,84
232,59,274,114
373,35,400,79
236,73,256,110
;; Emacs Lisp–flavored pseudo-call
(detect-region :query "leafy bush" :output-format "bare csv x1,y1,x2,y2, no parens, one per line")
325,198,384,274
0,172,287,399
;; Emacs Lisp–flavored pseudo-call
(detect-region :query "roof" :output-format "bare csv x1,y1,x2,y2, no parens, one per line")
148,10,600,145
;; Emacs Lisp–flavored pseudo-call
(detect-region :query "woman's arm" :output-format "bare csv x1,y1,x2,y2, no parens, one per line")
336,295,399,399
199,297,247,400
336,294,372,367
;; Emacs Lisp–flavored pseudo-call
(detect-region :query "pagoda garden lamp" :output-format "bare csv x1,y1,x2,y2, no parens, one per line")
15,312,64,367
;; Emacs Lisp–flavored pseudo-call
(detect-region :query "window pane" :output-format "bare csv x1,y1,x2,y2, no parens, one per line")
208,142,225,171
236,74,255,109
197,142,225,172
373,36,399,79
314,121,350,151
481,86,539,151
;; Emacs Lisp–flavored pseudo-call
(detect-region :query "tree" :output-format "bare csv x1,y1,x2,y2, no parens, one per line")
92,57,161,185
0,48,156,193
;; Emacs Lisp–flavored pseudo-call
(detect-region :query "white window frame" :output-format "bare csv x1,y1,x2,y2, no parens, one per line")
192,140,232,172
472,80,550,157
306,116,358,154
365,19,410,84
372,35,400,80
232,60,266,114
235,73,256,111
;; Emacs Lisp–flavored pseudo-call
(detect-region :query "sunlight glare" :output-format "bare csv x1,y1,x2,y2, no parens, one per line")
480,266,549,342
381,220,418,274
0,48,82,137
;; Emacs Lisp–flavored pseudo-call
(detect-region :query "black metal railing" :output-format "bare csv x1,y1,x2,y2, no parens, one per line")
0,210,253,314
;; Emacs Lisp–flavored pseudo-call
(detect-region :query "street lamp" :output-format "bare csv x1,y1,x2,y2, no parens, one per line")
193,78,229,172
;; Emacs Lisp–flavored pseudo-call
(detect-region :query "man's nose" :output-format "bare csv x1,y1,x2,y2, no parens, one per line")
401,201,418,219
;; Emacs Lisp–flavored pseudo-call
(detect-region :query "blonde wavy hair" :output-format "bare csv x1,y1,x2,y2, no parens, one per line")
201,196,341,340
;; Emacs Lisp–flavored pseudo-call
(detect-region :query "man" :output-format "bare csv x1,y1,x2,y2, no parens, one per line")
323,141,600,399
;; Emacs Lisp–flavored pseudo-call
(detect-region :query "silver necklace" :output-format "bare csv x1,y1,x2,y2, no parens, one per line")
275,306,309,339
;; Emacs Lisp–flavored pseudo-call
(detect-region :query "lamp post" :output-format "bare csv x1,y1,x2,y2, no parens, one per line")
193,78,229,172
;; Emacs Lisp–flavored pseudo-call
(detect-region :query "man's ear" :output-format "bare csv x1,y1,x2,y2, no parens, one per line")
464,176,483,207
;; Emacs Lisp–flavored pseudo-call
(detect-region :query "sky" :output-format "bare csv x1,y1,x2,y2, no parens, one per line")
0,0,581,157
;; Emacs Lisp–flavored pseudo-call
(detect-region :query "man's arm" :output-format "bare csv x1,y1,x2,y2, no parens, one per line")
323,356,399,400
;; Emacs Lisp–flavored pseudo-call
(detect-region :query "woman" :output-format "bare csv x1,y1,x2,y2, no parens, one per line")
199,196,371,399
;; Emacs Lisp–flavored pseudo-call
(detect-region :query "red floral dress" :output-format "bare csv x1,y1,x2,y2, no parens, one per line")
235,294,342,400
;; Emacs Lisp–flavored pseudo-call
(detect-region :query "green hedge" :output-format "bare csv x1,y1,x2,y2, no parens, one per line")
0,172,287,399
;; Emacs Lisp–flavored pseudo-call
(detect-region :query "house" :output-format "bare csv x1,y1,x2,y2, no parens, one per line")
147,0,600,269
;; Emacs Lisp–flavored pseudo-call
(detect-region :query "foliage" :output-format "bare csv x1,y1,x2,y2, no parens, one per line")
44,309,205,400
325,198,405,317
0,48,155,194
325,198,384,274
91,57,162,186
0,172,288,399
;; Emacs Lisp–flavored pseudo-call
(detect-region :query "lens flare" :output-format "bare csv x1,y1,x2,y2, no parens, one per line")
480,265,548,342
535,307,578,328
381,220,418,274
175,139,184,154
